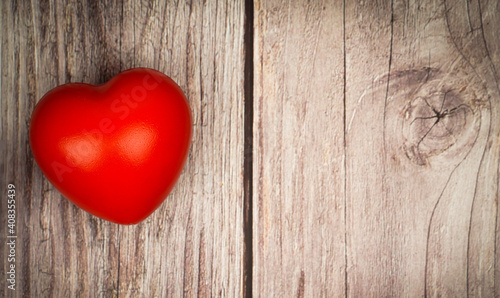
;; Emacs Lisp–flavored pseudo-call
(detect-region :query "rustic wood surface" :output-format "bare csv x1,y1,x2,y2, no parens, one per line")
253,0,499,297
1,0,247,297
1,0,499,297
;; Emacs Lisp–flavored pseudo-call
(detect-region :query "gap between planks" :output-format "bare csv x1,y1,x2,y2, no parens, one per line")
243,0,255,297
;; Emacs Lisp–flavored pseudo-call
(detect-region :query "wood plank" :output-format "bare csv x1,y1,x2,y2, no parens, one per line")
345,0,499,296
254,0,499,296
0,0,246,297
253,1,347,296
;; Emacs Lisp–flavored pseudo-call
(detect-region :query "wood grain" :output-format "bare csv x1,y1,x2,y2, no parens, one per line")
253,0,499,297
345,0,497,296
0,0,246,297
253,1,347,297
2,0,499,296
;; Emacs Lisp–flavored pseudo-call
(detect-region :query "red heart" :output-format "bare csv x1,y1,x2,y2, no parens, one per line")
29,68,192,224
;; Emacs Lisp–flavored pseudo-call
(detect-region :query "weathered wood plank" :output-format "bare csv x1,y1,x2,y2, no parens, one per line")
345,0,499,296
254,0,499,297
253,0,347,297
0,0,246,297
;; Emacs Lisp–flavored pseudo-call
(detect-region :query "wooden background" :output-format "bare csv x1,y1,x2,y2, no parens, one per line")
1,0,499,297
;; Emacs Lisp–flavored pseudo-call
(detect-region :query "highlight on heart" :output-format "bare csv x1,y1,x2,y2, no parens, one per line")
50,71,163,183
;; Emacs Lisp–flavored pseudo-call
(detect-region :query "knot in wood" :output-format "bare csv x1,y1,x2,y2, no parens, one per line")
401,72,481,166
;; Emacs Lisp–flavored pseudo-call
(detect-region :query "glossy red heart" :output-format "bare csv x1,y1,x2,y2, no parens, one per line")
29,68,192,224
